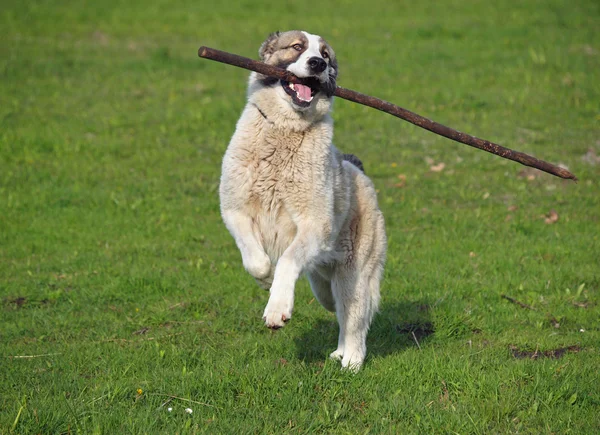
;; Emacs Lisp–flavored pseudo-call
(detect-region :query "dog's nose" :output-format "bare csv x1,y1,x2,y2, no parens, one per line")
308,57,327,73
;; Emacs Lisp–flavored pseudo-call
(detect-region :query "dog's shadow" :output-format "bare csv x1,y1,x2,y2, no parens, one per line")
294,300,434,363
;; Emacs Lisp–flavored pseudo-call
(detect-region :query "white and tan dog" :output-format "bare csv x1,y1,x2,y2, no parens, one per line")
219,31,386,371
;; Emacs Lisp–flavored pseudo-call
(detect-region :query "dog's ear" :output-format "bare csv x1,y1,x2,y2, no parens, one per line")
258,31,280,61
328,52,338,80
324,47,338,97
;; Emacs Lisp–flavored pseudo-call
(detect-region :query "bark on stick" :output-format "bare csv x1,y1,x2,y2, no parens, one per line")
198,45,577,181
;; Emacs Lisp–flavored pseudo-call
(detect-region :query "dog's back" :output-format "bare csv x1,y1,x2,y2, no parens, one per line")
343,153,366,174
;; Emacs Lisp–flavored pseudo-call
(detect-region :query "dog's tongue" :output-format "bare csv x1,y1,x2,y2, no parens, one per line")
295,83,312,101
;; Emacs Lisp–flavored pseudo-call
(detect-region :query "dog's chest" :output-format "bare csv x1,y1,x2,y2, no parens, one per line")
251,129,312,206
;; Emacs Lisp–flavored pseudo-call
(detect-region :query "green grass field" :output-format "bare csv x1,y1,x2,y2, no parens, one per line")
1,0,599,433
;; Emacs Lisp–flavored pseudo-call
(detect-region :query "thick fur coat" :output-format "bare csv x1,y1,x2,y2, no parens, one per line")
219,31,386,370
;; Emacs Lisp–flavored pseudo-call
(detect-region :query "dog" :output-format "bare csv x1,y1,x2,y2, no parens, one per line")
219,30,386,371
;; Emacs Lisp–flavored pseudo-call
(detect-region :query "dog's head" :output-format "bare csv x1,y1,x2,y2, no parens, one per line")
252,30,337,114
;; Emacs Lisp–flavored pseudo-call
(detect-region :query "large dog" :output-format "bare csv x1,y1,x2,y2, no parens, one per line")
219,31,386,371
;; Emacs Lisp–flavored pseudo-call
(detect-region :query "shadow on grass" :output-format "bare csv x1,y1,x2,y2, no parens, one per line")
294,300,434,363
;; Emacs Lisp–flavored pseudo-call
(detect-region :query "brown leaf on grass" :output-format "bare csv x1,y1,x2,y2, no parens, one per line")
133,327,150,335
395,174,407,188
354,401,367,414
430,162,446,172
275,358,288,366
517,167,538,180
439,380,451,408
543,210,559,224
507,205,518,212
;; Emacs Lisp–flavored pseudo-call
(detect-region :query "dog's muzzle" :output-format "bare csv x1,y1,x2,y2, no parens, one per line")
281,77,321,108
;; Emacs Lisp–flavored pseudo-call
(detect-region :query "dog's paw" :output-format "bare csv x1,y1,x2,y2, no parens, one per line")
341,352,364,373
262,300,292,329
329,348,344,361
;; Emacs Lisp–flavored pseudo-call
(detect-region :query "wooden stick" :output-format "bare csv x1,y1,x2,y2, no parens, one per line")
198,46,577,181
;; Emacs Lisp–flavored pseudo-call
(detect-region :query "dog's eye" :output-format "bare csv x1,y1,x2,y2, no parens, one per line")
322,51,329,59
291,44,303,51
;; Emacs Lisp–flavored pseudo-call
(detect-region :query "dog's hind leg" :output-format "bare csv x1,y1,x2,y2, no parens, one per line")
221,210,272,283
308,270,335,312
331,268,380,372
308,270,344,361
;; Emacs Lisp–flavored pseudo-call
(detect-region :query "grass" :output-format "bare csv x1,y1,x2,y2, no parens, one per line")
1,0,599,432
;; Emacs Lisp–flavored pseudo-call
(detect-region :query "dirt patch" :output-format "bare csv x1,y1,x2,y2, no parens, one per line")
509,345,581,360
396,322,435,340
4,296,27,308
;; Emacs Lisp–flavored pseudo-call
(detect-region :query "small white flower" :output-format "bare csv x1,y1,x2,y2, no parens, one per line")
167,407,173,412
580,328,585,333
185,408,193,414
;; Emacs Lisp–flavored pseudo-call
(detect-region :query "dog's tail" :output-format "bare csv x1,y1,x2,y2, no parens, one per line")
343,153,365,174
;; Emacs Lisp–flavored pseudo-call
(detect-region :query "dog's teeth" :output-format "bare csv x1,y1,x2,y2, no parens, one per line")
289,83,295,90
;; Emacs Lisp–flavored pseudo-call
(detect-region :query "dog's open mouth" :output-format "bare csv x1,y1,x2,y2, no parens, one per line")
281,78,320,107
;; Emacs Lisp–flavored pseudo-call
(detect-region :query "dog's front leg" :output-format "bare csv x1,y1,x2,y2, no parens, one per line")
222,210,272,284
263,228,325,329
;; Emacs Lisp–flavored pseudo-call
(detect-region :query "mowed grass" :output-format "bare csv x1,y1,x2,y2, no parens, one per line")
1,0,599,432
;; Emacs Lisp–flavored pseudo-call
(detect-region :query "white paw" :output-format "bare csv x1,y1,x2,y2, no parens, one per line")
244,251,271,280
262,299,292,329
329,348,344,361
341,352,364,373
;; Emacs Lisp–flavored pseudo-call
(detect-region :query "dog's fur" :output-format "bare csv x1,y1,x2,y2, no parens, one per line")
219,31,386,371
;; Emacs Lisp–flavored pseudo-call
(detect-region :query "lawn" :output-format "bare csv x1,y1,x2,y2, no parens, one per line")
1,0,599,433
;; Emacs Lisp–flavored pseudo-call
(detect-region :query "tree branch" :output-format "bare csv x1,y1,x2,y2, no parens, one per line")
198,46,577,182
